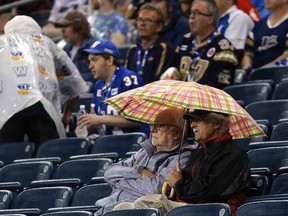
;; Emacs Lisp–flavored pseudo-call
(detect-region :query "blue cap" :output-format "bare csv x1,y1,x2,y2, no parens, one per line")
83,39,120,59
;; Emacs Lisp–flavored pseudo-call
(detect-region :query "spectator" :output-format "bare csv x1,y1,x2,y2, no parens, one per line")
113,110,251,216
215,0,254,62
176,0,238,89
77,39,149,136
237,0,261,23
151,0,190,49
54,10,97,82
241,0,288,73
0,15,86,148
125,3,178,84
42,0,91,41
94,108,197,216
88,0,129,47
179,0,194,18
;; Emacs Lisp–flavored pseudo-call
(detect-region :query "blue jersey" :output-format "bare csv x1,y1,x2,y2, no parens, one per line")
92,66,149,136
245,16,288,68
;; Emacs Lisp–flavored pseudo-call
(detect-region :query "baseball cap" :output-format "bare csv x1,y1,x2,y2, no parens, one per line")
83,39,120,59
54,10,88,27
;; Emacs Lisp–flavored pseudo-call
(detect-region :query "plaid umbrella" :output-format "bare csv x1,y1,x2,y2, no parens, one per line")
106,80,265,139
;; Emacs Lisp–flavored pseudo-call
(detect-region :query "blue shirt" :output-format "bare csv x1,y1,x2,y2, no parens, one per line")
92,66,150,136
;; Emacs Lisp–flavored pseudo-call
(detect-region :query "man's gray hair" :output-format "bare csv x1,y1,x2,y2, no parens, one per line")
192,0,219,27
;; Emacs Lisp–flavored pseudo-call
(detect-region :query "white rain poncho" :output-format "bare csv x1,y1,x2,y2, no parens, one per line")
0,16,87,137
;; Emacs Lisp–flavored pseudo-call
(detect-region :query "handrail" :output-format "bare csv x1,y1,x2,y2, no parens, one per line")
0,0,40,13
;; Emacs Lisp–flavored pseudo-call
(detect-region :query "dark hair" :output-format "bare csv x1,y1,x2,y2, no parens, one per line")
139,3,165,26
101,54,122,67
70,20,91,38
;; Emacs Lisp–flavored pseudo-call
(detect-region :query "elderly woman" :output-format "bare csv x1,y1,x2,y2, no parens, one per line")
114,110,251,216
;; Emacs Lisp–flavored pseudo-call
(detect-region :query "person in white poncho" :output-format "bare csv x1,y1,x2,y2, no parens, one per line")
0,15,87,148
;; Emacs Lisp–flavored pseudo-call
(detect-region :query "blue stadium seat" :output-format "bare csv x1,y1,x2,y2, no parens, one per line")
166,203,231,216
271,80,288,100
269,173,288,195
236,200,288,216
248,140,288,151
223,83,272,107
0,190,13,209
0,161,53,191
248,66,288,84
0,186,73,215
40,210,93,216
247,174,271,197
270,122,288,141
103,208,163,216
0,141,35,167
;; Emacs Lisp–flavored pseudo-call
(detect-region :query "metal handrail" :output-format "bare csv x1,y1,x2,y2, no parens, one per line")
0,0,40,13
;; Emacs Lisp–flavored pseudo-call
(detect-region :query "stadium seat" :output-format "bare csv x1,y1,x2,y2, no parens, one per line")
47,183,112,213
270,122,288,141
248,140,288,151
236,200,288,216
223,83,272,107
0,161,53,191
40,210,93,216
271,80,288,100
30,158,113,188
0,186,73,215
103,208,163,216
247,174,271,197
245,100,288,127
166,203,231,216
71,133,146,161
0,190,13,209
269,173,288,195
0,141,35,167
248,66,288,84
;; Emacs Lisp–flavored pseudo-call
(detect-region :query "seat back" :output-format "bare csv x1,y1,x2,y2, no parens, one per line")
71,183,112,206
270,122,288,141
13,186,73,213
54,158,113,185
269,173,288,195
236,200,288,216
92,133,146,160
245,100,288,126
248,66,288,84
247,146,288,176
271,80,288,100
247,174,271,196
36,138,90,161
223,83,272,107
103,208,162,216
0,190,13,209
248,140,288,151
0,141,35,166
0,161,53,188
40,210,93,216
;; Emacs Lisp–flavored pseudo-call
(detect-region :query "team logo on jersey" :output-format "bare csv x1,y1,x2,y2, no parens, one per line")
38,65,48,76
32,44,45,58
207,47,216,57
0,80,3,94
8,36,19,47
56,65,72,80
32,34,43,42
11,51,24,60
39,81,48,93
17,83,31,95
111,88,118,96
13,66,28,77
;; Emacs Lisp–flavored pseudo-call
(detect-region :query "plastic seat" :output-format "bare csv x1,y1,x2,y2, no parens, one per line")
271,80,288,100
270,122,288,141
103,208,163,216
247,146,288,176
47,183,112,213
0,141,35,167
245,100,288,127
223,83,272,107
248,140,288,151
247,174,271,197
269,173,288,195
166,203,231,216
0,186,73,215
0,190,13,209
0,161,53,191
40,211,93,216
236,200,288,216
248,66,288,84
30,158,113,188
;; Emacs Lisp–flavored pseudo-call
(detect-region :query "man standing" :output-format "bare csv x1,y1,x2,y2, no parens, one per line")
177,0,238,89
77,39,149,136
94,108,197,215
125,3,178,84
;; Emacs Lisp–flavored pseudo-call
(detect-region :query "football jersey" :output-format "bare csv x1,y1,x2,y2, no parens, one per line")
177,32,238,89
92,66,149,136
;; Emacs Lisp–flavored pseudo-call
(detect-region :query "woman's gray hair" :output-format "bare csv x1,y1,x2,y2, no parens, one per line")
192,0,219,27
208,112,230,134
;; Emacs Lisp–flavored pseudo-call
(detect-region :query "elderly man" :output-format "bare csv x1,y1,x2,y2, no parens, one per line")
93,108,197,215
114,110,251,216
176,0,238,89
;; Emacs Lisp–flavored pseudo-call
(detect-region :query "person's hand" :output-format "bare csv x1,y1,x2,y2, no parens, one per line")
77,114,102,129
167,162,183,187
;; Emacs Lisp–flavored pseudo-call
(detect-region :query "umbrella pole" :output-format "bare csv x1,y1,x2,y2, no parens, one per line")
178,119,188,165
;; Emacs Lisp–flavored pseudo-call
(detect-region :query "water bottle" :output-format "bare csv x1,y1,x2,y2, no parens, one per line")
75,105,88,137
90,103,105,136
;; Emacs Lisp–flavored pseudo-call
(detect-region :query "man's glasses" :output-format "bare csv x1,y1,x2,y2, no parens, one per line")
188,116,209,124
136,17,160,25
190,9,212,17
150,123,178,132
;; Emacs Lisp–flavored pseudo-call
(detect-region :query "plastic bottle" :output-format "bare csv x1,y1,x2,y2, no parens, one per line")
90,103,106,136
75,105,88,137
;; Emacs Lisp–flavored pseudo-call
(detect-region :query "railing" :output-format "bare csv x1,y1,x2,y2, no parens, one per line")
0,0,40,13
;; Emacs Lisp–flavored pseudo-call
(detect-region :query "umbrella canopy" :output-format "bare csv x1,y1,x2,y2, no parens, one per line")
106,80,266,139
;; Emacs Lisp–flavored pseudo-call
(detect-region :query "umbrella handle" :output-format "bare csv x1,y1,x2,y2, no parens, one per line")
162,181,175,199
